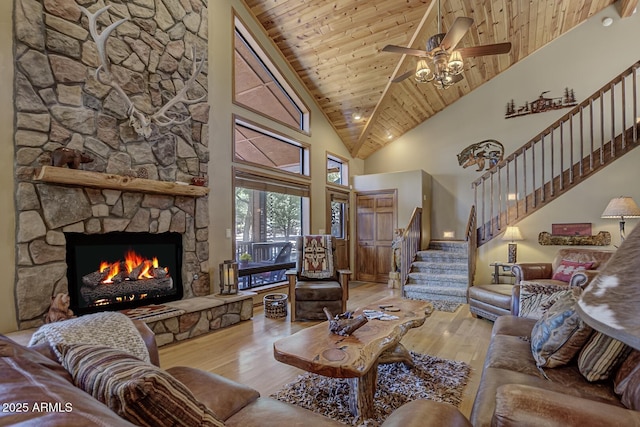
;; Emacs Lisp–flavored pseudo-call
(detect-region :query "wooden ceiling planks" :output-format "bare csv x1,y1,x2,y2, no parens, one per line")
244,0,620,159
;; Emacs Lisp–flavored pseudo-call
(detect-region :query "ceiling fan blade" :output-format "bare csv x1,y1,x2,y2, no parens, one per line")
392,70,414,83
382,45,428,57
456,42,512,57
439,17,473,51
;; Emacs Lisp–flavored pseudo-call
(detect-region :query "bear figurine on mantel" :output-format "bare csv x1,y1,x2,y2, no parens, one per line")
51,147,94,169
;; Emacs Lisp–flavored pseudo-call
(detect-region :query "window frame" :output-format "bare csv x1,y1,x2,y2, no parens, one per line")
326,151,350,188
232,13,310,135
233,115,310,178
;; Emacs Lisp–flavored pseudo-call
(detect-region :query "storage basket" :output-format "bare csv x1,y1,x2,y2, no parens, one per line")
264,293,288,319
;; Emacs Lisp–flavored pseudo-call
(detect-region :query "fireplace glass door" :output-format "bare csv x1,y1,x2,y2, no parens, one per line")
66,232,183,315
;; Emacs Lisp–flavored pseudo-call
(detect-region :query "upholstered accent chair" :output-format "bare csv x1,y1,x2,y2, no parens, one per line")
286,235,351,321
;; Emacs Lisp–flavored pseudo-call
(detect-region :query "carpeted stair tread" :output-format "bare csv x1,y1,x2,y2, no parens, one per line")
416,251,468,262
408,272,468,283
405,240,469,304
404,286,467,303
411,262,468,275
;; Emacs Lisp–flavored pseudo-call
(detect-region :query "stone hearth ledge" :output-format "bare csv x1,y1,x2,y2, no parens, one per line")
5,292,256,349
147,292,256,347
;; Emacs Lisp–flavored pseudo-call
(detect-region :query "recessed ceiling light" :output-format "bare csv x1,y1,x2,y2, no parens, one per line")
602,17,613,27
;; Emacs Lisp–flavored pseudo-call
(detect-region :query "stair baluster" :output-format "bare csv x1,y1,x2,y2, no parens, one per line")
473,61,640,246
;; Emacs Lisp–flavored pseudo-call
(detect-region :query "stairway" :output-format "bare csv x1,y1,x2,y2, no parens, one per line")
473,61,640,246
403,240,469,304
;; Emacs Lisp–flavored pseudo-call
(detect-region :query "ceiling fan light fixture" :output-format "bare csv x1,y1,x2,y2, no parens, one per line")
448,50,463,74
415,59,433,83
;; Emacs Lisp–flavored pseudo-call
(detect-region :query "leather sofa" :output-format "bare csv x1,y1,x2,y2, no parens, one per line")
470,315,640,426
0,320,471,426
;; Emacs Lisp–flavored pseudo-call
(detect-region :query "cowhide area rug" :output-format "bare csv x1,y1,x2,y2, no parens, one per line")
270,352,471,426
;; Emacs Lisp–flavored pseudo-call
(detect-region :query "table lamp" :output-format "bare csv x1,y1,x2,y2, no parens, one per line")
502,226,523,263
601,196,640,241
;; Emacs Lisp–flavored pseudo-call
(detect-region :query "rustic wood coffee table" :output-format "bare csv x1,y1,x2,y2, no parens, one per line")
273,297,433,420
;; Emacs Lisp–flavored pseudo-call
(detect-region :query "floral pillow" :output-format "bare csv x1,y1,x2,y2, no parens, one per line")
551,259,595,283
518,282,571,320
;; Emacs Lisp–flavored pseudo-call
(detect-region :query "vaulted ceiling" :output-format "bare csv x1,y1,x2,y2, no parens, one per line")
243,0,637,159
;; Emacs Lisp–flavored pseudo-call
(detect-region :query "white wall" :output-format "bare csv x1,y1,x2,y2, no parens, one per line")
364,5,640,283
353,169,432,245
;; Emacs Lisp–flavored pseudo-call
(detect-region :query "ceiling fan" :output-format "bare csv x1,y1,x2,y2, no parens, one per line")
382,0,511,89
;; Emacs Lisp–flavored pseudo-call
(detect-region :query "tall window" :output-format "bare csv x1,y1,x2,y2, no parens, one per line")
234,170,309,289
233,16,309,133
232,16,312,289
330,192,349,239
234,118,308,176
327,153,349,186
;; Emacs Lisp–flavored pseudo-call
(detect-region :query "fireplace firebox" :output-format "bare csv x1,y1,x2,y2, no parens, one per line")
66,232,183,315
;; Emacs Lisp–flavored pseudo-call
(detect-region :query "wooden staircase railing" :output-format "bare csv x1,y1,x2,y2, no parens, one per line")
400,207,422,295
466,205,477,286
473,61,640,245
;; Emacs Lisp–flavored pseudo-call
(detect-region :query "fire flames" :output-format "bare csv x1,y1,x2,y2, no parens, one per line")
99,249,168,284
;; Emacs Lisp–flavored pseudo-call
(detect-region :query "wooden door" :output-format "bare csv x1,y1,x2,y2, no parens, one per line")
327,190,350,270
355,190,397,282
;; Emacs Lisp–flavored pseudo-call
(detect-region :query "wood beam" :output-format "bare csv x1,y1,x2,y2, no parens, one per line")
34,166,209,197
619,0,638,18
350,1,436,159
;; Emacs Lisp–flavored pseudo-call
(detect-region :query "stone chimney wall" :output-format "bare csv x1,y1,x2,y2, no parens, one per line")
13,0,210,329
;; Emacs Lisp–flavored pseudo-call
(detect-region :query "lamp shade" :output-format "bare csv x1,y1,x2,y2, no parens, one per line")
576,222,640,350
501,226,523,242
601,196,640,218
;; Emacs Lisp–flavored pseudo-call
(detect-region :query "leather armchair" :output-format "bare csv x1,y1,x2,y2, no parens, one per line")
286,235,351,321
511,248,613,287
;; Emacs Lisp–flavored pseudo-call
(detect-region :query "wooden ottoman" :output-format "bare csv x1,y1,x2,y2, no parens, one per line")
468,284,514,321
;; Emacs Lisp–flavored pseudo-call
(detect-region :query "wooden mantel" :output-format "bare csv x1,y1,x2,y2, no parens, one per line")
34,166,209,197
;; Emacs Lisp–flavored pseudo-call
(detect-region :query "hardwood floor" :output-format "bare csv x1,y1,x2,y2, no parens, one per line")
159,282,494,418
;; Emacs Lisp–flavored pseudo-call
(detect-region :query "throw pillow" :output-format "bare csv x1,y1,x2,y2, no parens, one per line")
530,288,593,368
59,343,225,427
518,282,571,319
614,350,640,410
551,259,595,283
578,331,631,382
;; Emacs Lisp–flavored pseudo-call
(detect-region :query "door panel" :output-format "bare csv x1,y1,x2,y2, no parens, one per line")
356,191,397,283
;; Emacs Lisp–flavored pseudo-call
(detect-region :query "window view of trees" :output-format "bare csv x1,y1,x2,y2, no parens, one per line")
266,192,301,239
235,188,301,243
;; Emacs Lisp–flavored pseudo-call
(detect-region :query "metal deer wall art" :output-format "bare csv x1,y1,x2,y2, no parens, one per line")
456,139,504,171
79,5,206,139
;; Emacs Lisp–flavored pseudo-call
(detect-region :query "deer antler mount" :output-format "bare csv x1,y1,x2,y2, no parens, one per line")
79,5,206,139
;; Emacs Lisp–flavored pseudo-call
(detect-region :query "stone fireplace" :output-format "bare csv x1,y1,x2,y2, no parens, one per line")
13,0,211,329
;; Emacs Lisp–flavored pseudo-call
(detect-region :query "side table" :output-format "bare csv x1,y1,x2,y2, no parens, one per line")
490,262,514,284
